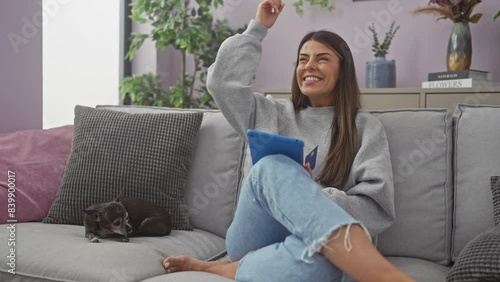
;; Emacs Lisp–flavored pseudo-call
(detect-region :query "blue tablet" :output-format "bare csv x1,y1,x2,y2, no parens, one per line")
247,129,304,166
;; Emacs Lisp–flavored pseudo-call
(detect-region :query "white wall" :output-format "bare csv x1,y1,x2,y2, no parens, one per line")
43,0,123,128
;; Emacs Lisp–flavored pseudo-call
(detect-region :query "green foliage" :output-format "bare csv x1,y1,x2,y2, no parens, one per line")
128,0,214,55
495,11,500,21
119,73,170,107
121,0,243,108
169,76,193,108
121,0,337,108
293,0,335,16
368,21,400,58
126,33,148,61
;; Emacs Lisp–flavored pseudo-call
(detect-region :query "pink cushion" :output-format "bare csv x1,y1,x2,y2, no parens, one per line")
0,125,73,224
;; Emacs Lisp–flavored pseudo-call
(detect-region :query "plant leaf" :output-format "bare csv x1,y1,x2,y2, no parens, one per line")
469,13,482,24
464,0,481,18
413,6,454,21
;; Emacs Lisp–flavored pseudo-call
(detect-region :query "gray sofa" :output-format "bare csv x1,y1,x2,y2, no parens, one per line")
1,103,499,282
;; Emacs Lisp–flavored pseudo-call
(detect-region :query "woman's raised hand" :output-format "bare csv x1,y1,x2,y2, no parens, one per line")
256,0,285,29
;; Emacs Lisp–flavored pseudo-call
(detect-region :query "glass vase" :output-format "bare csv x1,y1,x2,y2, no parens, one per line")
447,22,472,72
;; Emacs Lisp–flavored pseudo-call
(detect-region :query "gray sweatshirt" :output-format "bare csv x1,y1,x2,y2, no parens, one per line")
207,19,395,237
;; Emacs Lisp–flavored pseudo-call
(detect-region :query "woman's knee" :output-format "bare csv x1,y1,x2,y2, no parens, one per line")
246,154,309,197
250,154,302,178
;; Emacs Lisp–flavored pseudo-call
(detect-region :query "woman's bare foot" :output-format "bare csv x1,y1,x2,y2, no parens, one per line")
162,256,238,279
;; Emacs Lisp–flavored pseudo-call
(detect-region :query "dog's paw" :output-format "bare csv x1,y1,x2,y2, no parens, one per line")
121,237,129,242
89,237,100,243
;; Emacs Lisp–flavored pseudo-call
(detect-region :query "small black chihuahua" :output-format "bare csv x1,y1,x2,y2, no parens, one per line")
82,194,172,243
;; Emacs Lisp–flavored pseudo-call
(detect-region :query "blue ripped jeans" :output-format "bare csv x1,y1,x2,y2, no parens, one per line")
225,155,366,282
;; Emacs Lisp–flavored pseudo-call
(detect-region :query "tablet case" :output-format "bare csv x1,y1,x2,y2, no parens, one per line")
305,145,318,170
247,129,304,165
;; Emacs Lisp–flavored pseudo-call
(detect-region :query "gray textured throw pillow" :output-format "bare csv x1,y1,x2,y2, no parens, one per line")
491,176,500,226
446,176,500,282
43,105,203,230
447,226,500,282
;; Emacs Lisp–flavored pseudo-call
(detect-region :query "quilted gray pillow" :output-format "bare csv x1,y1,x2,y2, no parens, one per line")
491,176,500,226
43,105,202,230
447,226,500,282
446,176,500,282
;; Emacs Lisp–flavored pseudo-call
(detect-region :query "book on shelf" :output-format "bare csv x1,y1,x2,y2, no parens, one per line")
428,69,489,81
421,78,493,89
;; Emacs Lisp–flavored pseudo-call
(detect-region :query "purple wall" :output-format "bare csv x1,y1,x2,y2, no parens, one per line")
0,0,42,134
162,0,500,92
1,0,497,130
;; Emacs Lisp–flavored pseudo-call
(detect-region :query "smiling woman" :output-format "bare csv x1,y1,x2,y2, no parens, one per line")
160,1,416,281
290,29,361,190
295,41,342,107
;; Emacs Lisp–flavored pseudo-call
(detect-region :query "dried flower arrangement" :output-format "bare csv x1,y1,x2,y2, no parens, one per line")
413,0,483,23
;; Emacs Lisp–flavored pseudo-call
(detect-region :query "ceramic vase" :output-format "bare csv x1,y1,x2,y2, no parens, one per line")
366,56,396,88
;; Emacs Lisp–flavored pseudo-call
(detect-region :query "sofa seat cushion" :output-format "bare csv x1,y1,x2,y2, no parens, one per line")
142,272,235,282
0,223,225,282
387,257,449,282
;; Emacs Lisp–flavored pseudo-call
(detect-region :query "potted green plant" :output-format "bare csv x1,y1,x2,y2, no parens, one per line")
120,0,245,108
293,0,335,16
366,21,400,88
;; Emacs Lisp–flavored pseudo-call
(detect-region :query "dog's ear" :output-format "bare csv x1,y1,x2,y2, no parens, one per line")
82,209,101,222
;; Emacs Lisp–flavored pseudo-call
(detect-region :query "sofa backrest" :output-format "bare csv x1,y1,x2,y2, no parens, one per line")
239,107,454,265
452,104,500,260
371,109,453,266
229,106,455,265
97,106,246,239
98,104,500,264
183,110,246,238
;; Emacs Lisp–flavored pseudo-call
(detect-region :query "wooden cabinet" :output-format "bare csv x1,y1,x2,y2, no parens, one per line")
262,87,500,111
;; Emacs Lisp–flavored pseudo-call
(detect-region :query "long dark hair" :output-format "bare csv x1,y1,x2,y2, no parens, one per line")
291,31,361,189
